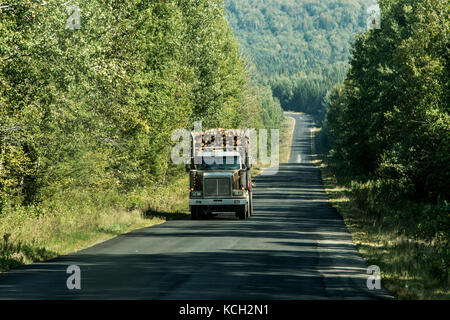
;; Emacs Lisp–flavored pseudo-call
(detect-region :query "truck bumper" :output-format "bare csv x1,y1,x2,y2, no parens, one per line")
190,198,248,214
189,199,247,206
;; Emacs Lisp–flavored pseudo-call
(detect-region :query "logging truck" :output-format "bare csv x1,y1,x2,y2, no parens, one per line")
186,129,253,220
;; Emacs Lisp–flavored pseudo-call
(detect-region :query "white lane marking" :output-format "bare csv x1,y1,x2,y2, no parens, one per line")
297,154,302,164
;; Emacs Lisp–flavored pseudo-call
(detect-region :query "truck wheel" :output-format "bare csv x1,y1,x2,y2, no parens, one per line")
237,207,247,220
191,207,199,220
249,192,253,217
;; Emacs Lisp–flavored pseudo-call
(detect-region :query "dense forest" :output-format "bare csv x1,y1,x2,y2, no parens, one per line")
225,0,374,118
327,0,449,207
0,0,283,215
225,0,372,75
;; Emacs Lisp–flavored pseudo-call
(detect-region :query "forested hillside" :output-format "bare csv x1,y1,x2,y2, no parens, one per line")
225,0,374,118
0,0,283,214
225,0,372,75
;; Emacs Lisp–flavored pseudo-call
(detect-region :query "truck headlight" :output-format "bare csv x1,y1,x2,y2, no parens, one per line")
191,191,202,197
233,190,244,197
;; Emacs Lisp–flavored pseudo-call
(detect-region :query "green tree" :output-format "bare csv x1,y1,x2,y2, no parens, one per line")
326,0,449,200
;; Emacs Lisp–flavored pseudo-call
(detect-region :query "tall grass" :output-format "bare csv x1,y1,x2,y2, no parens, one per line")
312,127,449,300
280,115,296,164
0,174,189,272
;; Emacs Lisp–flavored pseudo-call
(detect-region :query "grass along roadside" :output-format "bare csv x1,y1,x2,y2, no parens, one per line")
311,126,449,300
252,114,296,177
0,174,190,273
279,115,296,164
0,117,296,273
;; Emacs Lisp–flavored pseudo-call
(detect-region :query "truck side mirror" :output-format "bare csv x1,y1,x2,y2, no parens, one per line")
186,157,196,172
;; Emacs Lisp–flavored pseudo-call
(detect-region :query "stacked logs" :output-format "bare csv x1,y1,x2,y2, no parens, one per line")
192,129,249,153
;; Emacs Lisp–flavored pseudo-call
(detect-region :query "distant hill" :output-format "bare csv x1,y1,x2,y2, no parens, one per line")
225,0,375,76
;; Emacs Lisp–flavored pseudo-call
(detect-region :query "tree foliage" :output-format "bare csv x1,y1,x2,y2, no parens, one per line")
225,0,373,117
0,0,283,213
225,0,373,75
326,0,449,201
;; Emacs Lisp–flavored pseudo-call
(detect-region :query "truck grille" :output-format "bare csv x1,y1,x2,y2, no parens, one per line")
204,178,231,197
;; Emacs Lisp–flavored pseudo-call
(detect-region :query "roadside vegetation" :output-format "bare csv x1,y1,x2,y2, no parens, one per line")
311,0,449,300
0,173,189,272
279,116,296,164
0,0,285,272
313,127,449,300
251,115,296,177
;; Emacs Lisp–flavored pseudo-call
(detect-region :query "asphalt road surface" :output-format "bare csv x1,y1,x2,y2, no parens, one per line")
0,113,392,300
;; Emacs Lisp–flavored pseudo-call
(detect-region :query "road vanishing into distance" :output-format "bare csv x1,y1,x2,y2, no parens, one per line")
0,113,392,300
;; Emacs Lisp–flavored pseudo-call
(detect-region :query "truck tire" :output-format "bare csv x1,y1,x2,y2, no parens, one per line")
237,206,247,220
191,207,199,220
249,192,253,217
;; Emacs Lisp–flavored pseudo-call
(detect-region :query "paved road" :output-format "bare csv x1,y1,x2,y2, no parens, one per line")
0,113,392,300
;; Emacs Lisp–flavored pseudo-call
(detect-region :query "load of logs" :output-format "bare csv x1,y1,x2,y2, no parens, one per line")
191,129,249,153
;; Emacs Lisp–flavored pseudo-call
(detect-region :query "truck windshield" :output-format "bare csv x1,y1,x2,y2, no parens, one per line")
197,156,241,171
